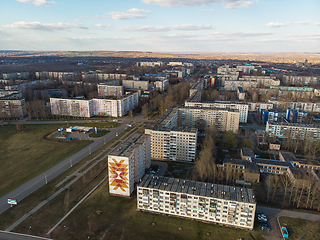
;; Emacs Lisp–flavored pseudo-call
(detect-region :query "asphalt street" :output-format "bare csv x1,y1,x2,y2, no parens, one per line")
257,206,320,240
0,123,126,215
0,231,52,240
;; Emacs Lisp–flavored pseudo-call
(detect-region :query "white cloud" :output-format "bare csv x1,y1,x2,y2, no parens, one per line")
1,21,87,31
225,1,253,9
263,22,287,28
16,0,55,6
211,31,273,38
120,24,214,31
142,0,254,8
107,12,146,20
264,21,311,28
127,8,152,14
93,24,114,29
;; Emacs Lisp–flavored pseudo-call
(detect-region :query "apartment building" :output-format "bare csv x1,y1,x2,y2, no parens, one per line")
137,61,164,67
283,75,320,86
0,96,26,119
155,79,169,92
50,98,94,118
178,107,240,133
97,83,124,97
108,134,151,197
266,122,320,139
51,92,138,118
3,72,29,80
271,101,320,113
35,71,79,80
148,126,197,162
122,79,150,91
137,175,256,230
224,76,280,91
248,102,273,111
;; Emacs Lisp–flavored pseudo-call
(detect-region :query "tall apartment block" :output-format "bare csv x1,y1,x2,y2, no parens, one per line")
148,126,197,162
137,175,256,230
50,92,138,118
179,107,240,133
108,134,151,197
50,98,94,118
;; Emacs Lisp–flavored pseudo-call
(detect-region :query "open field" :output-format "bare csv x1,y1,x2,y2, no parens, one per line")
1,51,320,63
89,130,110,138
279,217,320,240
0,124,92,197
0,123,140,231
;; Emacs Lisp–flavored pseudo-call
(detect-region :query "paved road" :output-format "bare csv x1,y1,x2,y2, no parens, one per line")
0,124,126,215
257,206,320,240
151,161,168,176
0,231,52,240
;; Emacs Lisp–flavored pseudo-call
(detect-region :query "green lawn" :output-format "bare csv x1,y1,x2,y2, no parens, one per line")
0,124,92,197
279,217,320,240
89,130,110,138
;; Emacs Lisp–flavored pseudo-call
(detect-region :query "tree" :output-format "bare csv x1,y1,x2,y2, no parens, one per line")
241,138,254,149
141,103,149,117
222,131,238,149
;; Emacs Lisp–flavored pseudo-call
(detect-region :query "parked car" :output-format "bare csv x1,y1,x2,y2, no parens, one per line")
281,227,289,238
261,225,270,231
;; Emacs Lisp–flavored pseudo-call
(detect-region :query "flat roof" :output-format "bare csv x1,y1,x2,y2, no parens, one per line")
242,148,255,157
138,175,256,204
268,122,320,129
150,125,198,134
253,158,292,168
109,133,149,158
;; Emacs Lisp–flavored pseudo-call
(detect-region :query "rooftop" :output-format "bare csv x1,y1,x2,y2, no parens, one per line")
109,133,149,158
138,174,256,204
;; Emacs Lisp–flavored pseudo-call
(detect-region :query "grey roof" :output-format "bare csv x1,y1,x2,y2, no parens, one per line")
253,158,292,168
108,133,149,158
138,175,256,204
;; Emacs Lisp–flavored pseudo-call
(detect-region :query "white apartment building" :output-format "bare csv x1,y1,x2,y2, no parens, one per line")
248,102,274,111
148,126,198,162
93,92,139,117
185,101,248,123
137,175,256,230
137,61,164,67
108,134,151,197
266,122,320,139
97,84,124,97
178,107,240,133
283,75,320,86
50,98,94,118
155,79,169,92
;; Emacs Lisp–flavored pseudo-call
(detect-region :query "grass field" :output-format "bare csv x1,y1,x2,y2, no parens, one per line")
279,217,320,240
89,130,110,138
0,124,92,197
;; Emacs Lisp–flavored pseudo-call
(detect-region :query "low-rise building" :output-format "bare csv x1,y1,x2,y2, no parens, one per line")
266,122,320,139
137,175,256,230
108,134,151,197
0,95,26,119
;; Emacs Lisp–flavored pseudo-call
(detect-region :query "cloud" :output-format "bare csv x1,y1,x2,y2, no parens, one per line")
93,24,113,29
264,21,310,28
127,8,152,14
263,22,287,28
120,24,215,31
16,0,55,6
107,12,146,19
142,0,254,8
225,1,253,9
209,31,273,40
1,21,87,31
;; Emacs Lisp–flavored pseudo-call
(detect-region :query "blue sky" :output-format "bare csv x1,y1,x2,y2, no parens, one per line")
1,0,319,52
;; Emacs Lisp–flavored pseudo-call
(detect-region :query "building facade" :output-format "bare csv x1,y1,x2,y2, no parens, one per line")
97,84,124,97
50,98,94,118
137,175,256,230
266,122,320,139
108,134,151,197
